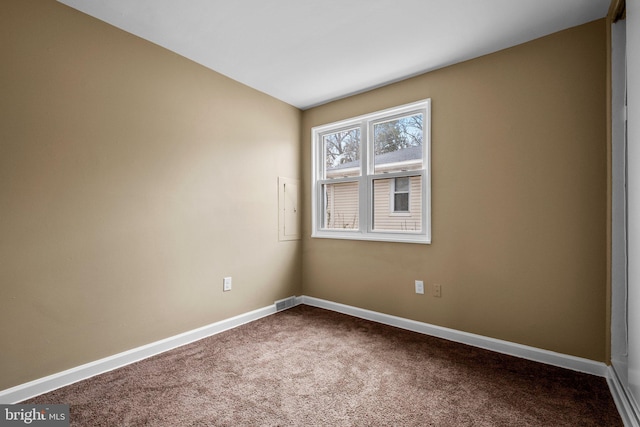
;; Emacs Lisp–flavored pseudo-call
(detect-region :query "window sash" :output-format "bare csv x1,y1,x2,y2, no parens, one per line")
322,126,362,179
368,170,426,235
319,179,361,231
371,112,424,175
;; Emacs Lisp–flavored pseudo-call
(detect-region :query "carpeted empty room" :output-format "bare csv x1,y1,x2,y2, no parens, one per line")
26,306,622,426
4,0,640,425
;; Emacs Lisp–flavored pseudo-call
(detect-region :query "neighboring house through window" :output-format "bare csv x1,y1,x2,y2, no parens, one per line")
312,99,431,243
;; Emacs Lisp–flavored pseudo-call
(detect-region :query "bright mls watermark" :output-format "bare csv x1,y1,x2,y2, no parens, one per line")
0,405,69,426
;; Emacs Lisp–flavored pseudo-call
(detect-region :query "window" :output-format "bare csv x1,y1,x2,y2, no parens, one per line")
392,177,410,213
312,99,431,244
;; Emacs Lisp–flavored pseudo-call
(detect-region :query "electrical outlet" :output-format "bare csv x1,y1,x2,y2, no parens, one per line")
223,277,232,292
415,280,424,294
433,283,442,298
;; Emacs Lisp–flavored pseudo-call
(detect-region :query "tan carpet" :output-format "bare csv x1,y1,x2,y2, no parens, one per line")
26,305,622,426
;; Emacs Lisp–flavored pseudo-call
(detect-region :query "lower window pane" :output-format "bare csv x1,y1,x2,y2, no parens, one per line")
394,193,409,211
373,176,422,232
322,182,359,230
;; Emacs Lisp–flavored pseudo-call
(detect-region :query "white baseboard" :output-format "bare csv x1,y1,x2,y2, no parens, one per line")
0,295,617,410
0,303,280,404
301,296,609,377
608,365,640,427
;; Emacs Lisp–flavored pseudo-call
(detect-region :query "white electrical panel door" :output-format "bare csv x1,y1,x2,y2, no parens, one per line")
278,177,301,241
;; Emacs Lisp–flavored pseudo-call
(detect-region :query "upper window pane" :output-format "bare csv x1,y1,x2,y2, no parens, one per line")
323,128,361,179
373,113,423,174
395,176,410,192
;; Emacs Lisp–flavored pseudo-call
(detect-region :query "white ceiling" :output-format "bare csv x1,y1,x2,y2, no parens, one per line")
58,0,610,110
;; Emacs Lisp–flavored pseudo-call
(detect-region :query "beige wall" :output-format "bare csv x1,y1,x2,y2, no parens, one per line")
302,20,608,361
0,0,610,392
0,0,302,390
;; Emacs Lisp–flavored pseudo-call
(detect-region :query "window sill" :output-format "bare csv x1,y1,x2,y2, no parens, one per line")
311,231,431,245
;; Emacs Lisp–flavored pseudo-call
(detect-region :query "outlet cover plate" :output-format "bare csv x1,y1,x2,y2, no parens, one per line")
433,283,442,298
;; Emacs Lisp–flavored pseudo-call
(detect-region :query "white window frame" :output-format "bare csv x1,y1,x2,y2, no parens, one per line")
311,99,431,244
